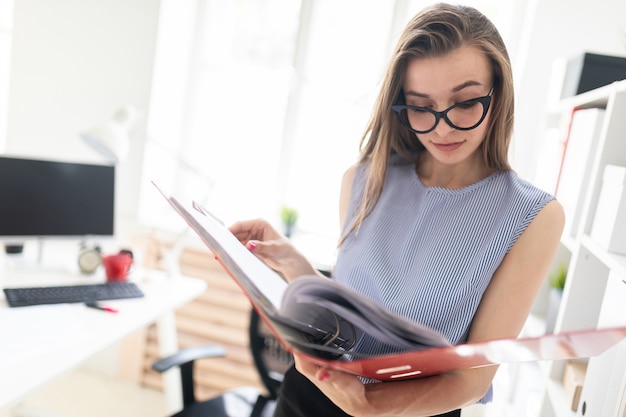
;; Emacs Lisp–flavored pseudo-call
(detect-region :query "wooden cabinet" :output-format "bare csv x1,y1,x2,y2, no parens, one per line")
139,243,264,401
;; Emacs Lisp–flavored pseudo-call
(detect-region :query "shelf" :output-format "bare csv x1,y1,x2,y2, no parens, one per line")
546,379,577,417
536,79,626,417
559,237,576,254
580,235,626,277
548,79,626,114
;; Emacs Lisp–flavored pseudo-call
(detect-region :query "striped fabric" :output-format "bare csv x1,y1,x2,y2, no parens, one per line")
333,155,554,402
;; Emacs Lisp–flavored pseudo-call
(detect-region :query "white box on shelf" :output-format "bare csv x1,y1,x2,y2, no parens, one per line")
555,108,605,238
598,270,626,327
562,360,587,412
591,165,626,255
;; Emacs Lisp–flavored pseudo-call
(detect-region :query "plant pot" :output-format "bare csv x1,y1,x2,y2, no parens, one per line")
546,288,563,333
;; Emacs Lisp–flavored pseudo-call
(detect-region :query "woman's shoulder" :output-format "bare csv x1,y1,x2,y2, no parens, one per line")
497,170,563,233
340,164,359,196
498,170,555,202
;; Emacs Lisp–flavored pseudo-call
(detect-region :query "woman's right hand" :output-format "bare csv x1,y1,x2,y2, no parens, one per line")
229,219,319,282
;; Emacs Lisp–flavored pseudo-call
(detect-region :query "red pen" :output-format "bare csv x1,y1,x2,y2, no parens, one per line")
85,302,119,313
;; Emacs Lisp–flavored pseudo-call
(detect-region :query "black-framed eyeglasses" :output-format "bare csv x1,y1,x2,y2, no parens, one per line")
392,87,494,134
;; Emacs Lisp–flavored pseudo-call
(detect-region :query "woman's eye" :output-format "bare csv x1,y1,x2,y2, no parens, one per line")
456,101,477,110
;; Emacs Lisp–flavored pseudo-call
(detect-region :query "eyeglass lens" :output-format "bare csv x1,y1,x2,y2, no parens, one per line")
400,99,487,133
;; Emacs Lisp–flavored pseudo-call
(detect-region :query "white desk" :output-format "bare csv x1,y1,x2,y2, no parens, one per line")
0,268,206,414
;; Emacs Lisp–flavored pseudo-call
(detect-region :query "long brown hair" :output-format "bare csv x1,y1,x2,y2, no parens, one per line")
343,3,514,243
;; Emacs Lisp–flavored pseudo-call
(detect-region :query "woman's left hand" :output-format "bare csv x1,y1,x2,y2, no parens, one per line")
229,219,318,281
294,356,373,417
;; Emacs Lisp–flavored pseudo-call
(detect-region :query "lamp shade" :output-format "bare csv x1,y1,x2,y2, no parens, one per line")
81,105,138,164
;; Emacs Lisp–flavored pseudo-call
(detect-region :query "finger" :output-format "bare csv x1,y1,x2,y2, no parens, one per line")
316,367,332,382
299,361,332,382
227,220,247,234
295,355,315,371
246,240,257,251
246,240,280,256
295,357,323,375
244,239,271,260
229,219,261,234
228,222,251,241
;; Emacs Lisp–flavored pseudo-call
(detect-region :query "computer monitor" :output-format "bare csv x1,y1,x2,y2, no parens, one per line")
0,156,115,242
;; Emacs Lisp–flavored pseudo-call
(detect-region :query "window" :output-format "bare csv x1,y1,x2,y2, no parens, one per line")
139,0,514,262
0,0,13,151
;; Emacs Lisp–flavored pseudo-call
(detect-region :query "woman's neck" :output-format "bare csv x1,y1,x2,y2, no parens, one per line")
416,152,494,189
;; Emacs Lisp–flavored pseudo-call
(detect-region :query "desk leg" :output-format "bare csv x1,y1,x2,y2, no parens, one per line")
156,311,183,414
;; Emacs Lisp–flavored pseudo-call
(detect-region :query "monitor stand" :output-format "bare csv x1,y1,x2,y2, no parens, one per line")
4,244,24,255
1,240,87,282
3,240,47,266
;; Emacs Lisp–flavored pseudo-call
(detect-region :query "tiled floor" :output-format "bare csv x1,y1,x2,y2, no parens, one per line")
0,368,168,417
0,363,540,417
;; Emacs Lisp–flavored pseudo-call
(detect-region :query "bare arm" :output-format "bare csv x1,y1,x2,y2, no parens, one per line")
296,199,565,416
339,164,357,230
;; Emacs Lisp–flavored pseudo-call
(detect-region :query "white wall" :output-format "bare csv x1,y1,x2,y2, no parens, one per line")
5,0,161,240
2,0,626,239
0,0,13,151
512,0,626,181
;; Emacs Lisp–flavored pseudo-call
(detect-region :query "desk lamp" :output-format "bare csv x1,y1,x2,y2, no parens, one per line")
80,105,138,165
79,106,136,273
80,105,215,277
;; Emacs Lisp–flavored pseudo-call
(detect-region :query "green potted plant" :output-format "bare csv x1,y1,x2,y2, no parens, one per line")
546,262,567,333
550,263,567,291
280,206,298,238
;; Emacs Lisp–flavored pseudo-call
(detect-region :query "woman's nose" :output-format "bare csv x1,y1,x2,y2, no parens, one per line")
432,115,456,136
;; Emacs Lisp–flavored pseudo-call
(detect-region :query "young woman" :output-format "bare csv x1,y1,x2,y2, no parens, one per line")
230,3,564,416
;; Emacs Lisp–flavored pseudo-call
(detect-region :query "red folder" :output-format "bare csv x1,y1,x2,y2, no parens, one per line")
155,183,626,381
301,326,626,380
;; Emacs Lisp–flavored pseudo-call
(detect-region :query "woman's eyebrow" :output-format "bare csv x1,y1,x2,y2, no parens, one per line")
404,90,429,98
451,80,483,92
404,81,485,98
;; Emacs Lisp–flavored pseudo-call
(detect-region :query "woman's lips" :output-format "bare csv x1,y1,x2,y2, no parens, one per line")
432,141,464,152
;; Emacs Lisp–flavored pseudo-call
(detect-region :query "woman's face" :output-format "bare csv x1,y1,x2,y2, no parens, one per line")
401,44,493,167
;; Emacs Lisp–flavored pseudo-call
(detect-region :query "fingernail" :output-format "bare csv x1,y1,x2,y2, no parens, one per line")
319,371,330,381
247,241,256,251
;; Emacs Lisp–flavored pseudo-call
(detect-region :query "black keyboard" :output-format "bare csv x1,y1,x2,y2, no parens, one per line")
3,282,144,307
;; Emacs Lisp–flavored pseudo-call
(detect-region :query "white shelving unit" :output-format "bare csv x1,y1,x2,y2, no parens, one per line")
537,80,626,417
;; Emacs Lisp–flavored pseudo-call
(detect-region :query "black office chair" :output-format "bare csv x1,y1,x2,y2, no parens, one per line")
152,308,293,417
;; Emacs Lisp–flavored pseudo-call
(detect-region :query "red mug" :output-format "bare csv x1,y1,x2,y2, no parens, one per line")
102,252,133,282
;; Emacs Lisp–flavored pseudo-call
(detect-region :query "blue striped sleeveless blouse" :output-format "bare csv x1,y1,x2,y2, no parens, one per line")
332,156,554,402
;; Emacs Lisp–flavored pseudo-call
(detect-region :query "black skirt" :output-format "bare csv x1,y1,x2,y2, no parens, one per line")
273,366,461,417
